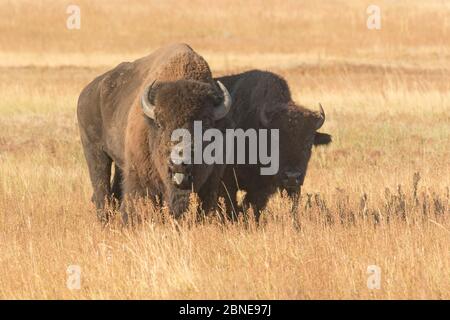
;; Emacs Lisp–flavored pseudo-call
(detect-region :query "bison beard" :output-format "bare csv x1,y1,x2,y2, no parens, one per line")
169,189,192,218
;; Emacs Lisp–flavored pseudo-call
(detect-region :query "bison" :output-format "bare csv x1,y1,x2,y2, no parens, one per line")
77,43,234,224
216,70,332,216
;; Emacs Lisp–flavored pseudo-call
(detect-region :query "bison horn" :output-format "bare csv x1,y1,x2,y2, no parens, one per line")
316,103,325,130
213,81,232,120
141,80,157,120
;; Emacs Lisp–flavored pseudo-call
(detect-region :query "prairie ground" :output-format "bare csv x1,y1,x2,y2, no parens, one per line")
0,0,449,299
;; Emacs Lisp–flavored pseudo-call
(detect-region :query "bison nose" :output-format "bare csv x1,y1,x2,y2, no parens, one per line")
168,161,193,189
282,171,303,191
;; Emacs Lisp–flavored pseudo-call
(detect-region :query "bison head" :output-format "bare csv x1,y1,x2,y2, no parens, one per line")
140,79,232,216
260,102,332,203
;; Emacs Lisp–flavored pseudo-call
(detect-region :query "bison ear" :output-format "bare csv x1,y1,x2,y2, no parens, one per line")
314,132,332,146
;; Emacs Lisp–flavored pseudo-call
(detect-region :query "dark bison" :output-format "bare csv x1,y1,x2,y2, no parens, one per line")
77,43,234,223
216,70,332,215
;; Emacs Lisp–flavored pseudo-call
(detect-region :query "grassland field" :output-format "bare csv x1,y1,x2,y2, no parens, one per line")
0,0,449,299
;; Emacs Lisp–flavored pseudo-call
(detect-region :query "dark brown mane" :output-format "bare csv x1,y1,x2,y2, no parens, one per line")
153,80,222,129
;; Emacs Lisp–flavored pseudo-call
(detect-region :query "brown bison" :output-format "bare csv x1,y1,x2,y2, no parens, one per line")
216,70,332,215
77,43,234,223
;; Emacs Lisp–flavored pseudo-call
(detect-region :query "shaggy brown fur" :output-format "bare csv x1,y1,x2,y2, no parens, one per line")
151,80,224,129
77,43,232,223
216,70,332,215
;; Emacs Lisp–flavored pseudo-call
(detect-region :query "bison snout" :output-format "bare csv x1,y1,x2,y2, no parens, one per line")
172,172,193,189
282,171,304,192
168,161,193,189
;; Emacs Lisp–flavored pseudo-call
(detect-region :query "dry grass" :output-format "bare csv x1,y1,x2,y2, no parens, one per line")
0,0,449,299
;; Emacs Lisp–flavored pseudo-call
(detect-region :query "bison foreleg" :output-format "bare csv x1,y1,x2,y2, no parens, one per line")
81,144,113,223
111,164,123,203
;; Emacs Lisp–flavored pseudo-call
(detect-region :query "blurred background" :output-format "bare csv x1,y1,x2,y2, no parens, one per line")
1,0,449,67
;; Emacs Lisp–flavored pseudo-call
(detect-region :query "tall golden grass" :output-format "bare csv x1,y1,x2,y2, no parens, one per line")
0,0,449,299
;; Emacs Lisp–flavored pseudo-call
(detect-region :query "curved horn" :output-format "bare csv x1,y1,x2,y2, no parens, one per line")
141,80,157,120
213,81,232,120
316,103,325,130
